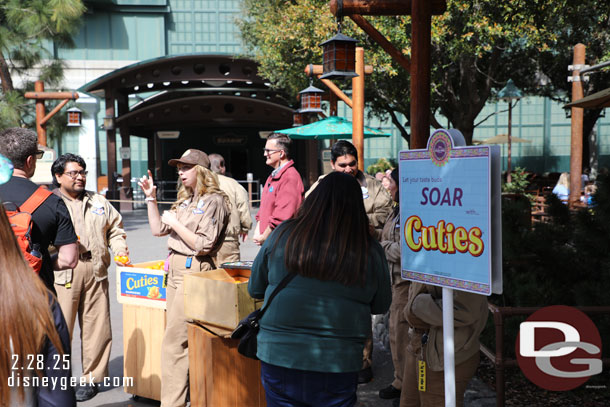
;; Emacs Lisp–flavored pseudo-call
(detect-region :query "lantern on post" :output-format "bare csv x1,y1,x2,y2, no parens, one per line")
320,21,358,80
299,79,325,114
292,109,305,127
66,107,82,127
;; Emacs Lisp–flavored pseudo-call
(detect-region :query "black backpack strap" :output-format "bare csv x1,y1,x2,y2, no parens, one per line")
254,273,296,322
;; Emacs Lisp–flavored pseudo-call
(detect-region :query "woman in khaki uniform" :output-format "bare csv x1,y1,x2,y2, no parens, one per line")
139,149,230,407
379,169,410,401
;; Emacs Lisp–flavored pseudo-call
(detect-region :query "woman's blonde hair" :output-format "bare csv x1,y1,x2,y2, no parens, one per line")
0,208,65,403
557,172,570,189
172,165,230,210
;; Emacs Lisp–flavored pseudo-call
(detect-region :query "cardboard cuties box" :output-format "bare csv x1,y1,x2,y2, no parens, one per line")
116,260,167,310
184,267,263,331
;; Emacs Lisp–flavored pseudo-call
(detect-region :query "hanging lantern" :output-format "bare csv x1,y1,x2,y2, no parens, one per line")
293,109,305,127
66,107,82,127
299,81,324,114
320,22,358,80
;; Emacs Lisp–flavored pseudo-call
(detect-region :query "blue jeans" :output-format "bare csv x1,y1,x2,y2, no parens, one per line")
260,361,358,407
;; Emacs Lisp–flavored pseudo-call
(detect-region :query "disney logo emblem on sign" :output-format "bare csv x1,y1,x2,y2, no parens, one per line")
428,131,452,167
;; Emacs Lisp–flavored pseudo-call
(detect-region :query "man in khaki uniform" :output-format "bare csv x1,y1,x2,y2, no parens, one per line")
52,153,129,402
306,140,393,383
307,140,393,239
209,153,252,264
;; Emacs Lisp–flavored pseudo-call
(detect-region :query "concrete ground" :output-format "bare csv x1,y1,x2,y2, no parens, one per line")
70,210,496,407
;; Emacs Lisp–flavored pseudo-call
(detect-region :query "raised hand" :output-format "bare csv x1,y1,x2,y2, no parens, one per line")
138,169,157,199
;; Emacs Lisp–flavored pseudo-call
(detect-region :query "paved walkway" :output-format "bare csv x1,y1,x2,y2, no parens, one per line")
70,210,496,407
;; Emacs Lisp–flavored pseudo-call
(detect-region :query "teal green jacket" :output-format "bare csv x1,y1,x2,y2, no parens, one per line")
248,223,392,373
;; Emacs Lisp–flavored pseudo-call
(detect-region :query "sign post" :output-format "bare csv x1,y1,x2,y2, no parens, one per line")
399,129,502,406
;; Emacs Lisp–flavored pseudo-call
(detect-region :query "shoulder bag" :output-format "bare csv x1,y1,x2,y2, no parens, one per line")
231,272,296,359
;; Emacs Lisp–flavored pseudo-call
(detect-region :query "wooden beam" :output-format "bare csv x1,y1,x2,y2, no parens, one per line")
40,99,70,126
330,0,447,17
350,14,410,72
410,0,431,149
24,91,79,100
352,47,365,171
569,44,585,208
320,78,353,108
34,81,46,146
305,64,373,76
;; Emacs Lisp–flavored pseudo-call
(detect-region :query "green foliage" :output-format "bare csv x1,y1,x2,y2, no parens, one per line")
502,167,530,195
366,158,395,176
0,0,84,134
237,0,573,144
485,174,610,358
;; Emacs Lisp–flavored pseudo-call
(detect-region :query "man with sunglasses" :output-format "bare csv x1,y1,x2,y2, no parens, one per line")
306,140,393,384
253,133,304,246
51,153,129,402
0,127,78,292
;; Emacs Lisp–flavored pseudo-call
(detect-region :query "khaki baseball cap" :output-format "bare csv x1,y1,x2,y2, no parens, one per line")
168,149,210,169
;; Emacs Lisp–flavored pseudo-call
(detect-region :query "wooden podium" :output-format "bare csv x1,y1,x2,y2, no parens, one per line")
187,322,266,407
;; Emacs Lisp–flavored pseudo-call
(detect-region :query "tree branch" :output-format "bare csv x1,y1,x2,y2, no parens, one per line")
388,109,410,146
0,52,14,93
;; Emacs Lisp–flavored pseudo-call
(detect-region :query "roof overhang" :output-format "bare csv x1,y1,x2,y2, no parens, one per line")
79,54,279,99
564,87,610,109
117,95,293,133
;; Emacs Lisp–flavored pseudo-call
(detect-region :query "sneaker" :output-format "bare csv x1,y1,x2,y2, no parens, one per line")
75,383,99,402
379,384,401,399
357,367,373,384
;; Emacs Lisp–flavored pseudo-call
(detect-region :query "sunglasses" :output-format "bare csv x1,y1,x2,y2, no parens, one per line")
34,150,44,159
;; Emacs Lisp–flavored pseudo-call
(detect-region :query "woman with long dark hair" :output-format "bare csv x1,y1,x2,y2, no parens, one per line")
248,171,392,407
0,197,74,406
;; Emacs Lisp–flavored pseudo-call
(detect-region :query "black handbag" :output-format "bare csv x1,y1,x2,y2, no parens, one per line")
231,273,296,359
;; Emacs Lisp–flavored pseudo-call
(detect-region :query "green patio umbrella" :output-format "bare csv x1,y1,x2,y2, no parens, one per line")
274,116,391,139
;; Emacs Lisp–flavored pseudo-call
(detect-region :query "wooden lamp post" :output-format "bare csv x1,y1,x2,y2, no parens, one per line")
24,80,79,146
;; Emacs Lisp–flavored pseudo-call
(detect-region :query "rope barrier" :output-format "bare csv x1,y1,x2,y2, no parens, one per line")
105,198,262,204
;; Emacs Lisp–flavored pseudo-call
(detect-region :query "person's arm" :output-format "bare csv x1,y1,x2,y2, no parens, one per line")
54,242,78,270
253,225,272,246
162,211,199,249
267,174,303,229
370,186,393,237
236,184,253,234
380,213,401,263
104,198,130,262
410,289,484,328
138,170,164,236
248,238,271,299
163,195,229,254
369,244,392,315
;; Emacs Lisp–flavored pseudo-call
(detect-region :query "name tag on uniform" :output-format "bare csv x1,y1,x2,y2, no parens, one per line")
91,206,105,216
361,186,369,199
193,199,205,214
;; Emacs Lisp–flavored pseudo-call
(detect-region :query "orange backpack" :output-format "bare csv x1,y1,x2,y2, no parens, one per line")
4,186,52,273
